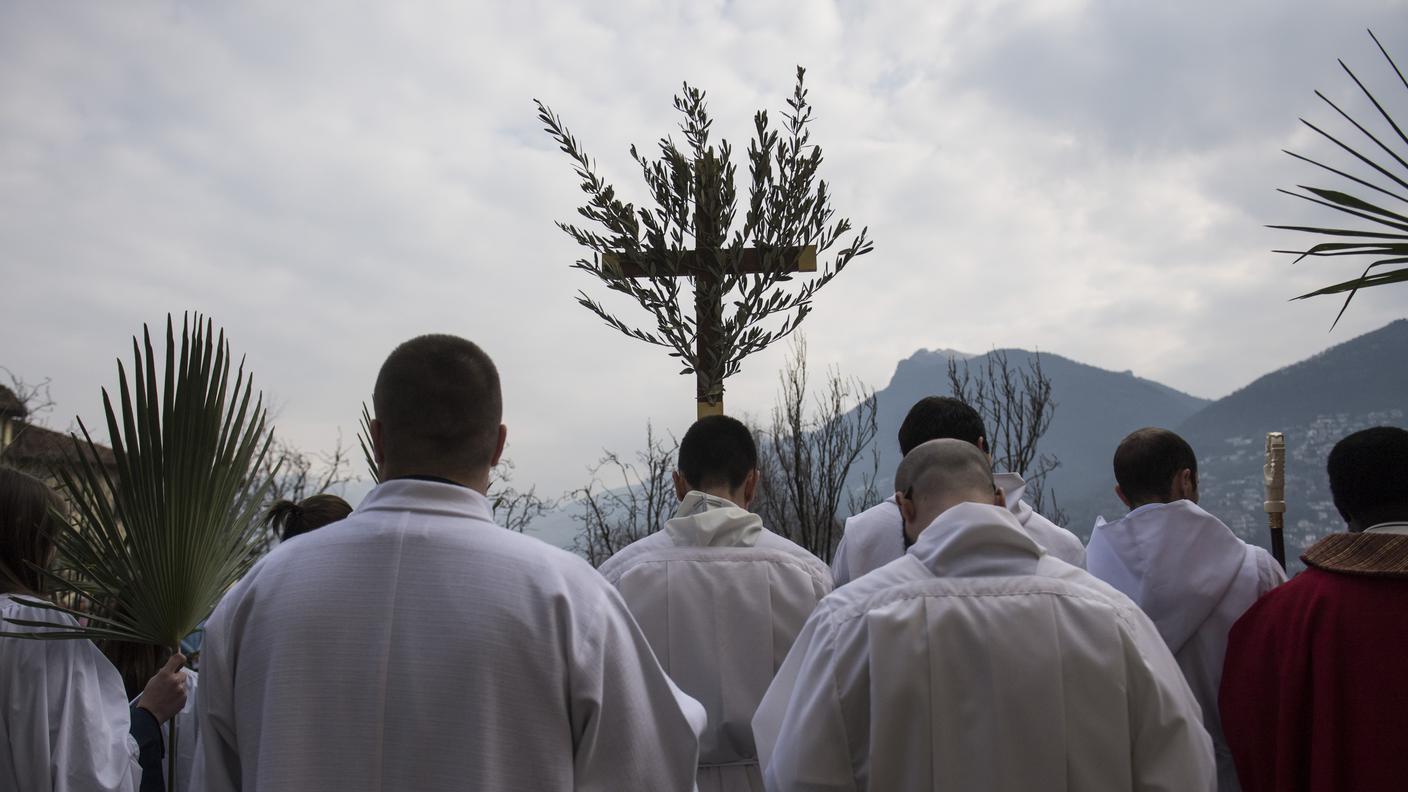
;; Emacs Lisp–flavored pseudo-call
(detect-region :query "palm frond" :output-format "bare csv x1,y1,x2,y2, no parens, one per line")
1278,29,1408,327
1,313,274,651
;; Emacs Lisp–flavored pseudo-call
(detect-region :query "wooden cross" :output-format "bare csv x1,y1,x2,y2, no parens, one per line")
603,158,816,419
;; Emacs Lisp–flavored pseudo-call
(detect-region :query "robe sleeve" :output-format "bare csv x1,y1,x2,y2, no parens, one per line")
567,585,700,792
3,629,141,792
1123,614,1217,792
193,598,241,792
753,616,859,792
829,536,853,588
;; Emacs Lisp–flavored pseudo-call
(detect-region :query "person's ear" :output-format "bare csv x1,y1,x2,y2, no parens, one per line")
1171,468,1195,503
673,470,689,502
489,424,508,467
992,486,1006,508
370,419,387,468
1184,469,1200,505
1115,484,1133,510
897,491,917,527
741,469,759,509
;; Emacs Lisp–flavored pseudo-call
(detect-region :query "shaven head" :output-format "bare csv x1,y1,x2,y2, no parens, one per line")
1328,426,1408,531
1113,428,1198,508
895,439,1000,538
372,334,504,485
897,397,987,456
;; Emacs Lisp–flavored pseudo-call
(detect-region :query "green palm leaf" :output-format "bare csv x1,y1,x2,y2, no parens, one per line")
2,313,274,648
1277,29,1408,327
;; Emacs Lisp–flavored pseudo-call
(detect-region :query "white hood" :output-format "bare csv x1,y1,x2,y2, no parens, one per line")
1087,500,1248,654
664,491,764,548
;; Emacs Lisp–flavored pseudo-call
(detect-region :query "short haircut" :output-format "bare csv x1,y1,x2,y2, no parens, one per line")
266,494,354,542
373,334,503,473
0,467,65,595
895,438,996,504
677,415,758,491
898,397,986,456
1113,428,1197,506
1328,426,1408,522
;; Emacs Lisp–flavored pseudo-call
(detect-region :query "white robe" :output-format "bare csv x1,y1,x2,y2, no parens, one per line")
195,479,701,792
830,471,1085,586
599,492,832,792
1,593,142,792
754,502,1215,792
1086,500,1286,792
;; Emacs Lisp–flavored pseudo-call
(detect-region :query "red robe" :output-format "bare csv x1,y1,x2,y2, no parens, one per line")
1220,532,1408,792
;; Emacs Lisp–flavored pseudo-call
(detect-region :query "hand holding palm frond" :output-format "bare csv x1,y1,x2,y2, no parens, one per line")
1274,30,1408,327
1,314,273,650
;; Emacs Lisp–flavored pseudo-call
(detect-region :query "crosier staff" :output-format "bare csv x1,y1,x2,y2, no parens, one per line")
1264,432,1287,569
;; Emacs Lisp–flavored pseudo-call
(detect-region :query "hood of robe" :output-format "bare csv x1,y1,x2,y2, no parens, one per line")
664,491,764,548
1087,500,1247,654
909,502,1044,579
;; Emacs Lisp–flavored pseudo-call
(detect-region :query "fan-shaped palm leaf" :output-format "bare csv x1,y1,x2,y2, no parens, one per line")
1274,29,1408,328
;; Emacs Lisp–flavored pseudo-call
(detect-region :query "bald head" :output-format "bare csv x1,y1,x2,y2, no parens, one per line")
895,439,1002,540
371,334,506,489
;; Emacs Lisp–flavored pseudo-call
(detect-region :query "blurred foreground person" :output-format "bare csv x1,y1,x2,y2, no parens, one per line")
0,467,187,792
600,415,831,791
1087,428,1284,791
1221,426,1408,792
756,440,1214,791
196,334,701,791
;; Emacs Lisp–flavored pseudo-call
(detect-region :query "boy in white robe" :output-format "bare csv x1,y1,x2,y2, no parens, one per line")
1087,428,1285,792
832,396,1083,586
599,415,832,792
755,439,1214,792
195,335,701,792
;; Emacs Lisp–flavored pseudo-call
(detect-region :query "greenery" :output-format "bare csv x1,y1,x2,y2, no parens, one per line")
536,67,872,408
1275,29,1408,327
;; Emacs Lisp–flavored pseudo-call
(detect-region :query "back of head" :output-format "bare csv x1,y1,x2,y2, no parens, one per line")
678,415,758,490
266,494,354,542
373,334,502,478
0,467,64,595
1113,428,1197,507
898,396,986,456
895,438,997,523
1328,426,1408,529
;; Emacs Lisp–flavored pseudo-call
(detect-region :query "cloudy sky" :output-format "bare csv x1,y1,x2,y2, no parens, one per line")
3,0,1405,496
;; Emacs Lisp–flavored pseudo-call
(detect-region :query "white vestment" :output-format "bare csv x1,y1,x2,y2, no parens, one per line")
195,479,701,792
1,593,141,792
754,502,1214,792
830,471,1085,586
1087,500,1286,792
599,492,832,792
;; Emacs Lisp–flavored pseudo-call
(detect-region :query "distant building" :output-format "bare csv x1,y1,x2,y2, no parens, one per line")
0,384,115,483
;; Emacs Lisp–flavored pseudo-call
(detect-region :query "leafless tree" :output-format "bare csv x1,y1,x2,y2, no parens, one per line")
491,457,557,534
571,424,679,567
947,350,1067,526
752,338,880,562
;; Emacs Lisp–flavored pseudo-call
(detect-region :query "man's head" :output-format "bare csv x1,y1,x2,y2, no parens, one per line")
673,415,759,508
1112,428,1199,509
894,439,1004,541
897,396,988,457
370,334,506,491
1328,426,1408,532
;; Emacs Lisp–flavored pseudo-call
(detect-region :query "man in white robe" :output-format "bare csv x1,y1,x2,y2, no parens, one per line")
832,396,1083,586
1087,428,1285,792
195,334,701,791
599,415,832,792
755,439,1214,791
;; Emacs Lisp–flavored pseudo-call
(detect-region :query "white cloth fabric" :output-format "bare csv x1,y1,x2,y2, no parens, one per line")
755,502,1214,792
195,479,701,792
830,471,1085,586
135,668,199,791
1,593,142,792
1366,521,1408,535
599,492,832,792
1087,500,1286,792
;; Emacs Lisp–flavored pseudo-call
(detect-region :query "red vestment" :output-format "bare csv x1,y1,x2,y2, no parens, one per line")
1220,532,1408,792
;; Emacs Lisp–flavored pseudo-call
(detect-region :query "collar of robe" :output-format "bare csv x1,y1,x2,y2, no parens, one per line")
356,477,496,523
907,501,1044,578
1302,529,1408,578
664,491,764,548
